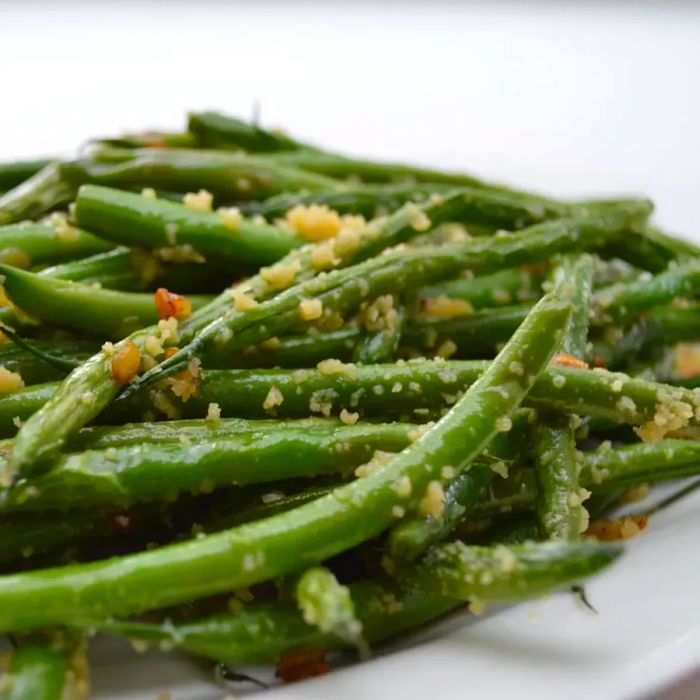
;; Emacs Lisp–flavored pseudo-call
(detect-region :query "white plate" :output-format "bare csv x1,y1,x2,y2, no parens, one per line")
2,3,700,699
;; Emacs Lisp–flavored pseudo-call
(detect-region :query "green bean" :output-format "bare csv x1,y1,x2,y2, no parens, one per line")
296,567,366,651
592,259,700,325
0,164,76,226
1,635,73,700
0,160,52,193
406,540,620,602
0,384,55,438
77,146,338,200
98,580,457,665
0,221,111,268
129,206,641,395
0,265,212,338
421,267,543,308
0,422,418,513
188,111,316,152
64,416,357,451
532,255,593,542
0,288,569,630
75,185,305,267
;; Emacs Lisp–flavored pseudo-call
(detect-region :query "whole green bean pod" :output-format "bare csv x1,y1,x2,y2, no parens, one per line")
406,540,620,601
0,221,111,268
0,422,417,513
0,289,569,630
7,359,700,438
188,111,317,152
98,580,457,665
75,185,305,267
0,160,52,192
9,191,475,472
0,265,212,338
77,146,339,200
532,255,593,541
0,164,78,226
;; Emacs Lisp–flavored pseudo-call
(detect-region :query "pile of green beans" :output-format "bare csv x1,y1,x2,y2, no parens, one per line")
0,110,697,699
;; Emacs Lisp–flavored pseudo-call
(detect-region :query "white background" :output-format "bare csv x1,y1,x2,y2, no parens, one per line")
1,2,699,699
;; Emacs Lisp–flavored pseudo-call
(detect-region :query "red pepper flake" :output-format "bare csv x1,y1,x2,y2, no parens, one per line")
551,354,589,369
155,288,192,320
591,355,607,368
276,648,330,683
111,342,141,386
164,346,179,359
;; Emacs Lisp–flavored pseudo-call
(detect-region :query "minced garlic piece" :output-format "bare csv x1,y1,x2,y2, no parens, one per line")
620,484,650,504
217,206,243,231
183,189,213,212
490,460,509,478
101,341,116,356
166,357,202,402
391,505,405,518
468,599,487,615
354,450,395,478
263,386,284,410
286,204,342,241
404,203,431,231
154,244,206,263
635,394,694,442
317,358,357,378
141,187,157,200
261,259,302,291
311,240,340,269
493,544,517,573
362,295,398,332
393,475,412,498
49,212,79,243
0,367,24,395
157,317,179,344
674,343,700,379
436,339,457,359
418,480,445,517
334,226,362,257
206,402,221,423
299,298,323,321
339,408,359,425
231,288,259,312
261,336,280,350
495,416,512,432
143,335,164,357
422,295,473,318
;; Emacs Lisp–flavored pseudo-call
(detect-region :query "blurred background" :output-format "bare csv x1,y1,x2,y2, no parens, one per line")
1,1,699,233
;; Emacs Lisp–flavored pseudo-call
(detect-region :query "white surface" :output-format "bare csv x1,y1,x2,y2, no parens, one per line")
1,2,700,699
